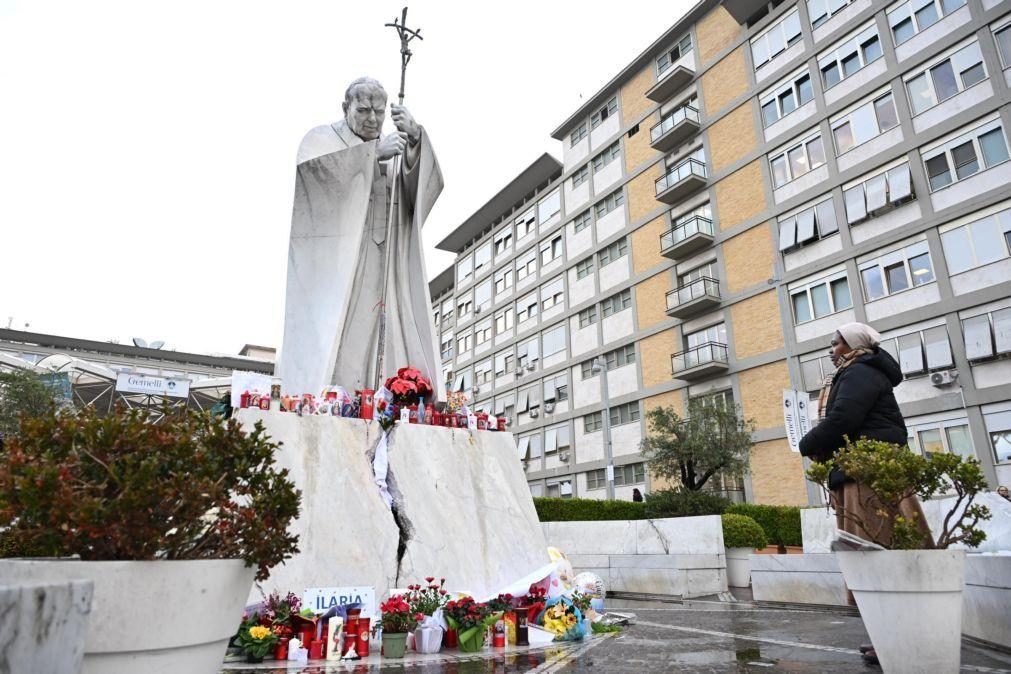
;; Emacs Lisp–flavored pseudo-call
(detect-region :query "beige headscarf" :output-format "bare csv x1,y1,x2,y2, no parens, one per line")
836,322,881,350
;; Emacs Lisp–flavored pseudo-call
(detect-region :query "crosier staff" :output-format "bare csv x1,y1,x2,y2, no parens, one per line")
375,6,424,391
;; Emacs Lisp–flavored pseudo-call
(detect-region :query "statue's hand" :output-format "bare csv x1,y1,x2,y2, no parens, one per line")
376,131,408,161
390,105,421,144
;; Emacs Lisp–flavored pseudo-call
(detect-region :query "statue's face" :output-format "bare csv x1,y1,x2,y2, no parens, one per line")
343,86,387,141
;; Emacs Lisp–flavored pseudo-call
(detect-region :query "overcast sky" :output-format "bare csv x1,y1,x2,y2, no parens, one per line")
0,0,693,356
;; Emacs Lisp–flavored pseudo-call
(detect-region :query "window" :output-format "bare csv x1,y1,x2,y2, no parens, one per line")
586,469,607,490
985,410,1011,464
598,237,628,267
844,162,914,224
572,165,589,188
538,189,561,224
570,122,587,146
441,299,454,323
778,197,839,252
995,23,1011,69
475,359,493,385
544,373,569,404
770,132,826,187
494,226,513,255
604,344,636,370
474,279,492,309
601,289,632,318
494,349,514,375
541,324,566,358
907,418,975,459
962,308,1011,361
694,390,735,410
831,92,899,154
578,305,598,328
581,360,595,380
516,249,537,281
583,411,603,433
790,271,852,323
456,255,472,285
440,332,454,360
591,141,621,172
877,325,954,376
590,97,617,129
924,120,1011,191
474,242,492,274
859,240,934,301
905,41,985,116
760,70,814,127
516,292,539,324
540,276,565,311
807,0,856,28
686,322,727,349
751,9,802,72
572,210,592,233
889,0,967,46
457,295,473,321
451,369,473,393
544,424,571,452
576,257,595,280
818,23,882,89
494,268,513,295
657,33,692,75
495,307,514,333
540,235,563,265
515,208,536,240
940,207,1011,275
800,353,836,391
594,189,625,218
610,401,641,426
474,319,492,346
516,337,540,370
456,331,473,354
613,462,646,486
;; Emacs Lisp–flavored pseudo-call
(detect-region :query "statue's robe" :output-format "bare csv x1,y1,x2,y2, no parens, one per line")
278,120,444,398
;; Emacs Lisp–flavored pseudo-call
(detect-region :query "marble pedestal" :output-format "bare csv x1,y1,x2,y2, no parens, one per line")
237,410,549,606
0,580,93,674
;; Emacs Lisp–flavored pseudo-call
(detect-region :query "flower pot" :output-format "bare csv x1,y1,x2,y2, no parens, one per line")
457,625,486,653
0,558,255,674
413,625,444,653
246,653,264,663
836,549,965,674
273,637,289,661
382,631,408,658
725,547,753,588
444,627,458,648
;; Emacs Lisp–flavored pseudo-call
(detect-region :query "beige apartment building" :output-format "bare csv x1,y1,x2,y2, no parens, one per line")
431,0,1011,505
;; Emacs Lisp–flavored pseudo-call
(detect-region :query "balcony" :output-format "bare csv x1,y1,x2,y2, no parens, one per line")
665,277,721,319
671,342,730,381
646,65,694,103
660,215,714,260
655,157,707,205
722,0,769,23
650,103,700,153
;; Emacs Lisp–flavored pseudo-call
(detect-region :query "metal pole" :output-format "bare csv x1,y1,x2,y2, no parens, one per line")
595,358,615,501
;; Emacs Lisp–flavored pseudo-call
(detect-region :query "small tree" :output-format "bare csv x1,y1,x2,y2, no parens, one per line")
640,400,755,492
0,368,61,442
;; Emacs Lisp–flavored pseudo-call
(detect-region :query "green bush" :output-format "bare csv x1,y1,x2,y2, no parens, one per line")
721,513,768,549
725,503,802,548
643,489,730,519
533,497,646,522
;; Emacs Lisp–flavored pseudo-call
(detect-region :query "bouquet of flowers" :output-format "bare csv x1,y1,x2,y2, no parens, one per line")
537,596,586,642
445,391,468,414
379,595,422,634
486,593,514,613
443,596,497,653
405,577,449,654
524,584,548,624
263,590,301,637
383,367,433,405
236,624,279,661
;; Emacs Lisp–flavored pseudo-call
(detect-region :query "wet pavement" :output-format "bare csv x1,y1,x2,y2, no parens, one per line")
221,598,1011,673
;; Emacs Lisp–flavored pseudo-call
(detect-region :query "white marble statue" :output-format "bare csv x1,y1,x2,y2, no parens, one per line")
278,77,444,397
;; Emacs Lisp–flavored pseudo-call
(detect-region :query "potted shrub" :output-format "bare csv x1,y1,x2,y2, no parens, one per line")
443,596,495,653
405,577,448,653
721,513,768,588
0,405,301,674
235,625,278,663
806,438,990,673
379,594,420,658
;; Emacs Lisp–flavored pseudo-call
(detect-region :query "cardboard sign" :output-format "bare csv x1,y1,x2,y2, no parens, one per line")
302,586,376,619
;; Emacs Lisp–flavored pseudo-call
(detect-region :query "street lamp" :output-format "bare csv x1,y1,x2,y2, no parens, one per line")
590,357,615,501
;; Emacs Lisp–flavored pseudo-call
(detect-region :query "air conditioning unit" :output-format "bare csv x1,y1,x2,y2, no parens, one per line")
930,369,958,387
516,369,524,377
472,385,481,395
474,306,482,314
529,408,540,419
559,451,571,463
526,364,536,371
544,402,556,413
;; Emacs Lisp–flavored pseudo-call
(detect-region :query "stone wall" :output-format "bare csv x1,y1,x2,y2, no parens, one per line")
541,516,727,598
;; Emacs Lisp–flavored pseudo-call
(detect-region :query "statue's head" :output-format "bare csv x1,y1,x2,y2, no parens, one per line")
343,77,387,141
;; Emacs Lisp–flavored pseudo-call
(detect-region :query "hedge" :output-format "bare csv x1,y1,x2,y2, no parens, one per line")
642,489,730,519
721,513,768,549
533,497,646,522
725,503,802,548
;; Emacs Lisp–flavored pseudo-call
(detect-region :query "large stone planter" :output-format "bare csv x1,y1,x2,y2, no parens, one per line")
725,548,752,588
836,549,965,674
0,559,255,674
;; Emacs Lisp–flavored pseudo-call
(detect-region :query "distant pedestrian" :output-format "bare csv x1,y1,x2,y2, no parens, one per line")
632,488,643,502
998,485,1010,502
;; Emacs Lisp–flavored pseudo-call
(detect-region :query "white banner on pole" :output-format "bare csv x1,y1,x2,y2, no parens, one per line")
783,389,801,453
115,372,190,399
796,391,812,439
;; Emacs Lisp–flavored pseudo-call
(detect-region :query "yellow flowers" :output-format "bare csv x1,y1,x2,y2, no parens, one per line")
249,625,272,640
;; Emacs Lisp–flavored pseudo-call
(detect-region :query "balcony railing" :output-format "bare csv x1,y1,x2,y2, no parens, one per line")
660,215,714,251
671,342,730,375
666,277,720,310
650,103,700,144
656,158,707,194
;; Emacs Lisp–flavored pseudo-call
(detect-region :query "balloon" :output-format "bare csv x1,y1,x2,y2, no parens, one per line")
571,572,605,600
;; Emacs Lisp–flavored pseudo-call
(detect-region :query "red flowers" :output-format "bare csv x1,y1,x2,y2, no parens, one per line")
380,594,419,634
384,366,433,405
443,596,492,630
404,576,449,617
